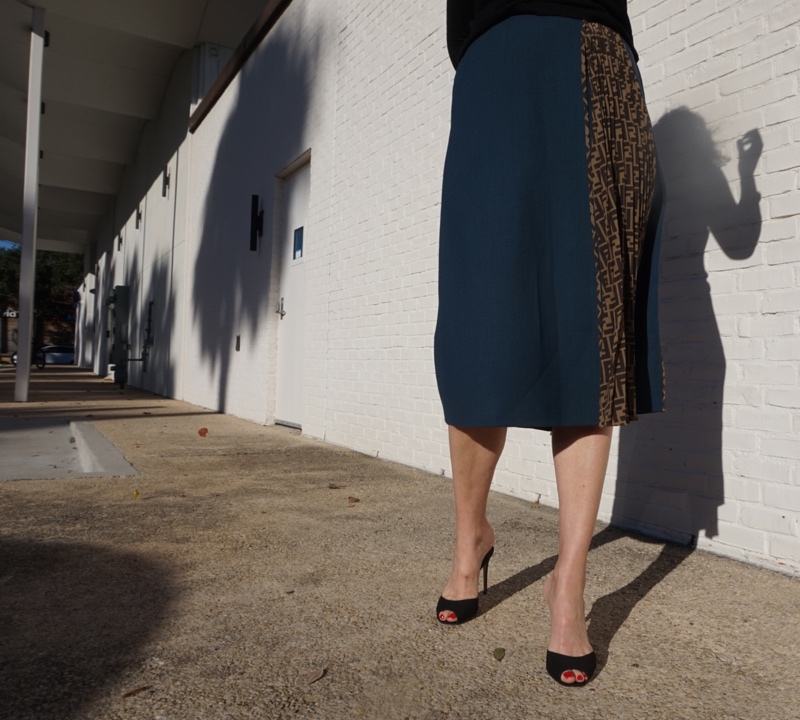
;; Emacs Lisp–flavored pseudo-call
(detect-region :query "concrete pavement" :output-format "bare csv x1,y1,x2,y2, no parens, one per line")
1,366,798,720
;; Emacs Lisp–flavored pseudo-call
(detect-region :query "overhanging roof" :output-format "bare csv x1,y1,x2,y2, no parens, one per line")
0,0,267,254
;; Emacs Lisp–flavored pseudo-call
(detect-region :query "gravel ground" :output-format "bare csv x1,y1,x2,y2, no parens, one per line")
1,367,799,720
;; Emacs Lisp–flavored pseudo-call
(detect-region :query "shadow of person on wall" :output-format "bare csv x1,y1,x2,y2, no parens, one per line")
614,108,763,543
584,108,763,671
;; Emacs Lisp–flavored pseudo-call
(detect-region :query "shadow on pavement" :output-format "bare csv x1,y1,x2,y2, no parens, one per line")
481,525,692,679
0,538,174,720
586,527,693,674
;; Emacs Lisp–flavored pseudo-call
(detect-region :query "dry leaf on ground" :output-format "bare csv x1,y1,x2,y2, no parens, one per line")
307,668,326,684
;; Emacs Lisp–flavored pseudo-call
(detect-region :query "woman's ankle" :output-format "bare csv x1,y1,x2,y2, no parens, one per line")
454,519,494,551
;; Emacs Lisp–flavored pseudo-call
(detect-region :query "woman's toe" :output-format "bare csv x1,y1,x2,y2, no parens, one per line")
562,669,587,684
561,670,576,684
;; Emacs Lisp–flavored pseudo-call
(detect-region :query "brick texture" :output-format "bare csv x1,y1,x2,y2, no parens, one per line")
77,0,800,575
623,0,800,572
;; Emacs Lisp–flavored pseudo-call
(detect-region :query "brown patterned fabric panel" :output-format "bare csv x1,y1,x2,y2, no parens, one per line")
581,21,658,426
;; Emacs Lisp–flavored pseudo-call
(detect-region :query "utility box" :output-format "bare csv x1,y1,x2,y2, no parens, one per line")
107,285,130,388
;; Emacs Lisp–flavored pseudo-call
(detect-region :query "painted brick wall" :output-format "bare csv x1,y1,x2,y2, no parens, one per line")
182,0,338,423
310,1,451,474
76,52,194,396
79,0,799,575
611,0,800,569
305,0,800,573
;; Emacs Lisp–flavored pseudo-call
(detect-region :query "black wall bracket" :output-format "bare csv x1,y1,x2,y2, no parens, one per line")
250,194,264,251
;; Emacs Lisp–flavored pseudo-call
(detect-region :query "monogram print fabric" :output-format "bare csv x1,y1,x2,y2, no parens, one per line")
581,21,658,426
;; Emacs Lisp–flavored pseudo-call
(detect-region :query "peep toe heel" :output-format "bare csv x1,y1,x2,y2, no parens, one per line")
546,650,597,687
436,546,494,625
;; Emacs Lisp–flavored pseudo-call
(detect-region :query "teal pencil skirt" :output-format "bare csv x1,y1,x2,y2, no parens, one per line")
434,15,665,429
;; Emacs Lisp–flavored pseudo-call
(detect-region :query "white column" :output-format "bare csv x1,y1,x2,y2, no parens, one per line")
15,6,45,402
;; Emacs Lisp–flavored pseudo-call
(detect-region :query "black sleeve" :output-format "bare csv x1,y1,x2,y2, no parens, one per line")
447,0,475,68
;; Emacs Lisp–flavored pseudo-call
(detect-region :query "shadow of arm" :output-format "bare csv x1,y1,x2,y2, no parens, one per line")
707,129,763,259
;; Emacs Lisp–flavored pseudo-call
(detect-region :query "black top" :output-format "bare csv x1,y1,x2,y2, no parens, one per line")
447,0,636,68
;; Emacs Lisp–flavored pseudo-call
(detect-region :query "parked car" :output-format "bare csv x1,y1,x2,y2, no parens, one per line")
11,345,75,366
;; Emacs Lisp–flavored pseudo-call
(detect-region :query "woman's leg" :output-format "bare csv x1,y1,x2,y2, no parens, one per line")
438,425,507,622
544,425,612,682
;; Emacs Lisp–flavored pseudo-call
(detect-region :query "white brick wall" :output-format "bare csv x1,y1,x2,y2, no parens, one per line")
79,0,800,575
312,0,450,473
181,1,338,423
620,0,800,571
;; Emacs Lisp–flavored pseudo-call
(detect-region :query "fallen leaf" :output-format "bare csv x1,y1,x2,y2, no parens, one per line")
307,668,326,684
122,685,152,698
347,496,360,504
493,648,505,661
198,427,209,437
133,490,141,499
328,483,343,490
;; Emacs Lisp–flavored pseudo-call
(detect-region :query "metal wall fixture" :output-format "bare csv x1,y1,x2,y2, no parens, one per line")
117,233,123,251
135,204,143,229
162,166,170,197
250,194,263,251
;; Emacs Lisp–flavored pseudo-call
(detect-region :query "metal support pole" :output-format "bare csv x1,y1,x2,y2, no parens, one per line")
15,6,45,402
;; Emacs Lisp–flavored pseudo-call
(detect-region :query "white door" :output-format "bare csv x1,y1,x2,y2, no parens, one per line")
275,164,310,427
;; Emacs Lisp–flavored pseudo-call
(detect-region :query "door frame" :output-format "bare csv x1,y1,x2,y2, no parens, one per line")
266,149,312,428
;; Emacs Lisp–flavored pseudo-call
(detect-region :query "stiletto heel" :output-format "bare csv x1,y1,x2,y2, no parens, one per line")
436,547,494,625
546,650,596,687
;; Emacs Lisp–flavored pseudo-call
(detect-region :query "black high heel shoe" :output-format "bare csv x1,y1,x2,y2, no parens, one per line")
546,650,596,687
436,547,494,625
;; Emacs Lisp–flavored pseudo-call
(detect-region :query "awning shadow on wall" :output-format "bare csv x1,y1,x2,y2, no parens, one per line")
613,108,763,545
192,24,319,413
0,539,174,720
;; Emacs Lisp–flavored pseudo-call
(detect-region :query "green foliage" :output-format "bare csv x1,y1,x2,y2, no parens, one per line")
34,250,85,319
0,246,84,326
0,246,21,308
